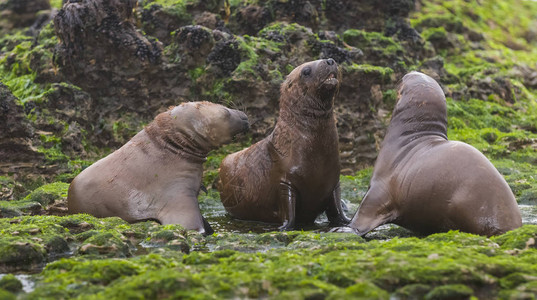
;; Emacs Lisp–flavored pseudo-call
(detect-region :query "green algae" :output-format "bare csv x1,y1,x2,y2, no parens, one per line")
343,63,394,84
13,227,537,298
0,274,22,293
22,182,69,207
343,28,403,55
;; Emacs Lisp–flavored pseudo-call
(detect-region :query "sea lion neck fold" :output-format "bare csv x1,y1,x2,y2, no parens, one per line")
145,112,208,163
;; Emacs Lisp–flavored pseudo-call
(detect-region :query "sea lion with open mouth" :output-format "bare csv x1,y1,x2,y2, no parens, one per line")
218,59,349,230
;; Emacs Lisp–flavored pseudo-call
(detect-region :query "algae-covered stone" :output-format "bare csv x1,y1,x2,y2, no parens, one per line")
395,283,433,300
0,288,15,300
78,232,133,258
492,225,537,250
144,224,190,253
424,284,474,299
0,240,46,272
328,281,390,300
0,274,22,293
23,182,69,207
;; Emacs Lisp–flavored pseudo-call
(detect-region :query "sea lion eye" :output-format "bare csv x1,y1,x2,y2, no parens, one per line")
301,67,312,77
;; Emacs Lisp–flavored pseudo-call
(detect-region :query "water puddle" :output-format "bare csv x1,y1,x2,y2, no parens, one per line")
199,192,537,239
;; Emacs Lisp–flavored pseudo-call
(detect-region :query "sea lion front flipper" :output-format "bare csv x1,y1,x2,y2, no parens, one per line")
349,183,397,236
326,181,351,226
278,180,297,231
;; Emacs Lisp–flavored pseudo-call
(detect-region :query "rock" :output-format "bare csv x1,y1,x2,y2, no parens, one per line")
0,83,44,175
77,232,132,258
0,0,51,33
0,274,23,293
0,241,46,273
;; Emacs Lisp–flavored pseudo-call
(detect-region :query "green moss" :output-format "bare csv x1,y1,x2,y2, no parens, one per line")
343,64,394,84
492,225,537,250
141,0,192,23
343,29,402,54
395,283,432,299
0,289,15,300
50,0,64,9
421,27,448,42
0,28,57,105
424,284,474,299
23,182,69,206
0,274,22,293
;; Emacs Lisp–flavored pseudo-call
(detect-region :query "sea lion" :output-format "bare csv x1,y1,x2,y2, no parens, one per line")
349,72,522,236
218,58,350,230
68,101,249,234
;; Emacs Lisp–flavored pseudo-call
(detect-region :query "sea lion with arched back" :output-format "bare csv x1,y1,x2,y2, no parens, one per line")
68,102,249,234
218,59,350,230
349,72,521,236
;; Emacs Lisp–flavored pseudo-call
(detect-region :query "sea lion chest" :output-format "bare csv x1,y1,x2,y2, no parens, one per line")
278,125,340,209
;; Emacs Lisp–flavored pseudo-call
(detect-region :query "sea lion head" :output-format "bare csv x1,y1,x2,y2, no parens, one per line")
281,58,340,113
394,71,447,121
389,71,448,140
169,101,250,149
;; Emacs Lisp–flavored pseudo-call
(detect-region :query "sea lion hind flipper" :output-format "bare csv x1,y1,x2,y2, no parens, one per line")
202,216,214,236
278,180,297,231
326,181,351,226
349,184,397,236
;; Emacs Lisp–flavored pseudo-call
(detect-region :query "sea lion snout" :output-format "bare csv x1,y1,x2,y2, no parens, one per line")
317,58,339,88
229,109,250,134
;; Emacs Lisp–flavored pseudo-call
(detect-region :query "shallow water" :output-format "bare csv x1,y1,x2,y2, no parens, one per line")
200,193,537,236
0,274,35,293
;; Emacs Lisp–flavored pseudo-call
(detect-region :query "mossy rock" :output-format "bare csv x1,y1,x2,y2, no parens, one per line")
328,281,390,299
395,283,433,300
0,240,46,273
424,284,474,299
500,272,537,290
77,231,133,258
343,63,394,84
492,225,537,250
23,182,69,206
0,274,22,293
0,289,15,300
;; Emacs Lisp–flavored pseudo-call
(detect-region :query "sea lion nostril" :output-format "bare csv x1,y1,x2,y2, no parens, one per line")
326,58,335,65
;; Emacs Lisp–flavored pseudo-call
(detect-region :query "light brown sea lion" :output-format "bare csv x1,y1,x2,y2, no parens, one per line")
349,72,522,236
218,58,350,230
68,101,249,234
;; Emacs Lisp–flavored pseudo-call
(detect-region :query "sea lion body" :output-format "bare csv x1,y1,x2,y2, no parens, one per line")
219,59,349,229
350,72,521,236
68,102,249,234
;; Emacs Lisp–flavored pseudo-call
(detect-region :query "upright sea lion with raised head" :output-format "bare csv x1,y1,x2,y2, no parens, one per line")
349,72,522,236
218,58,350,230
68,102,249,234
